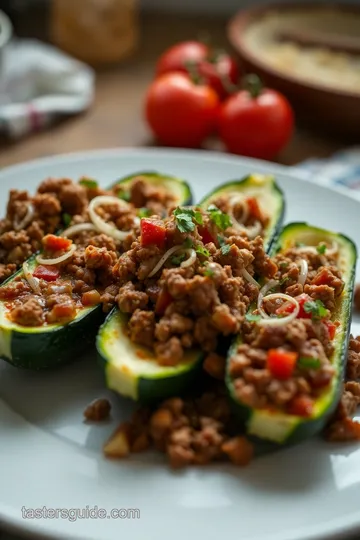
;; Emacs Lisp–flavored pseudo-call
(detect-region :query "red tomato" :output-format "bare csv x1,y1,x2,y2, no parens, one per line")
198,226,215,245
156,41,208,77
246,197,263,222
219,76,294,160
155,288,173,315
276,293,312,319
140,218,166,248
267,349,298,380
155,41,239,100
287,396,314,417
325,320,337,341
145,72,219,148
33,265,60,282
43,234,72,252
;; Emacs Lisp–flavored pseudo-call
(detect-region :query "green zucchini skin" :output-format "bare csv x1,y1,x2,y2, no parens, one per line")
0,172,192,370
114,171,193,207
97,309,203,403
199,174,285,251
226,222,357,446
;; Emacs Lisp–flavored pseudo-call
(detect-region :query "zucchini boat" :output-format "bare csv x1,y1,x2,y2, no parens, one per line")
98,176,285,403
199,173,285,250
0,172,193,370
97,310,202,402
226,222,357,445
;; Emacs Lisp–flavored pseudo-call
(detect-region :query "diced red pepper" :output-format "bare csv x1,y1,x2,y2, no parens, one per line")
287,396,314,417
140,218,166,248
267,349,298,380
246,197,263,222
275,293,312,319
43,234,72,252
325,320,337,341
198,226,215,245
33,265,60,282
155,288,173,315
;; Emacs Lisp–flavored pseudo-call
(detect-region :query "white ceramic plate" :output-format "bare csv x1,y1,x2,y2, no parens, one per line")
1,148,360,540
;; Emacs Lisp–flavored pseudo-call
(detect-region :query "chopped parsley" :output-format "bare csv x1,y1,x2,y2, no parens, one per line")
196,245,210,258
245,313,261,322
207,204,232,231
62,213,72,227
79,178,98,189
220,244,231,256
118,190,131,202
174,207,203,233
138,207,151,218
298,357,321,370
295,241,306,248
204,265,214,278
279,262,289,269
171,253,186,266
317,243,327,255
183,237,193,249
280,276,290,286
303,299,328,320
217,235,226,247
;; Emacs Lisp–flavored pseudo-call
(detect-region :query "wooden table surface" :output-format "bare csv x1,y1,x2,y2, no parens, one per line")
0,12,346,171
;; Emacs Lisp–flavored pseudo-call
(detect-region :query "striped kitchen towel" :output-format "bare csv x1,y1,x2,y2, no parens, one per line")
0,39,94,139
292,147,360,200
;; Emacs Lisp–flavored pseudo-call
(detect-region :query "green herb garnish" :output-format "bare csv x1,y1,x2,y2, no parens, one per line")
183,237,193,249
138,207,151,218
303,299,328,320
279,262,289,269
204,266,214,278
217,235,226,247
79,178,98,189
220,244,231,256
62,213,72,227
196,245,210,258
207,204,232,231
173,207,202,233
171,253,186,266
298,357,321,370
280,276,290,286
246,313,261,322
295,241,306,248
317,243,327,255
118,190,131,202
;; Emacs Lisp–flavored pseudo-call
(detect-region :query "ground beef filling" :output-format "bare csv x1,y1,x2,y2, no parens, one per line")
228,243,344,414
113,210,276,366
0,175,177,285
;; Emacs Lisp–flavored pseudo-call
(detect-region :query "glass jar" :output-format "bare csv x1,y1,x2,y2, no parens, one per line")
50,0,139,65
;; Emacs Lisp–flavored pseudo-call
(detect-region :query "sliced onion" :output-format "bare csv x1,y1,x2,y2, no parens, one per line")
296,241,338,257
22,261,41,294
13,203,34,231
298,259,308,287
257,279,280,318
241,268,260,289
36,244,77,265
229,195,249,225
88,195,131,241
258,293,300,326
61,223,97,238
180,248,196,269
147,245,183,278
228,195,262,239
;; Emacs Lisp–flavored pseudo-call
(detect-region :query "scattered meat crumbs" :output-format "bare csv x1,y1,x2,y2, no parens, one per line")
84,398,111,421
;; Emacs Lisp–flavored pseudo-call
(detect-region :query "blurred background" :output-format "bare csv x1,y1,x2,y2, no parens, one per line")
0,0,358,176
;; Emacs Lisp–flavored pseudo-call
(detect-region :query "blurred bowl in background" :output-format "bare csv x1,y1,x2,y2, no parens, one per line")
228,3,360,140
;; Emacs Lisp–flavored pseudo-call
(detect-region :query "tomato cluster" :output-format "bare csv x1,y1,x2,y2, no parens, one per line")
145,41,294,160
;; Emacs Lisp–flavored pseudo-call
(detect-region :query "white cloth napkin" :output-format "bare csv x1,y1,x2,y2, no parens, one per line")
0,39,95,139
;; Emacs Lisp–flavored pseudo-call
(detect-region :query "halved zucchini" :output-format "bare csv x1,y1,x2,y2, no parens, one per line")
115,171,192,207
199,173,285,250
0,172,193,370
98,309,203,402
226,222,357,445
